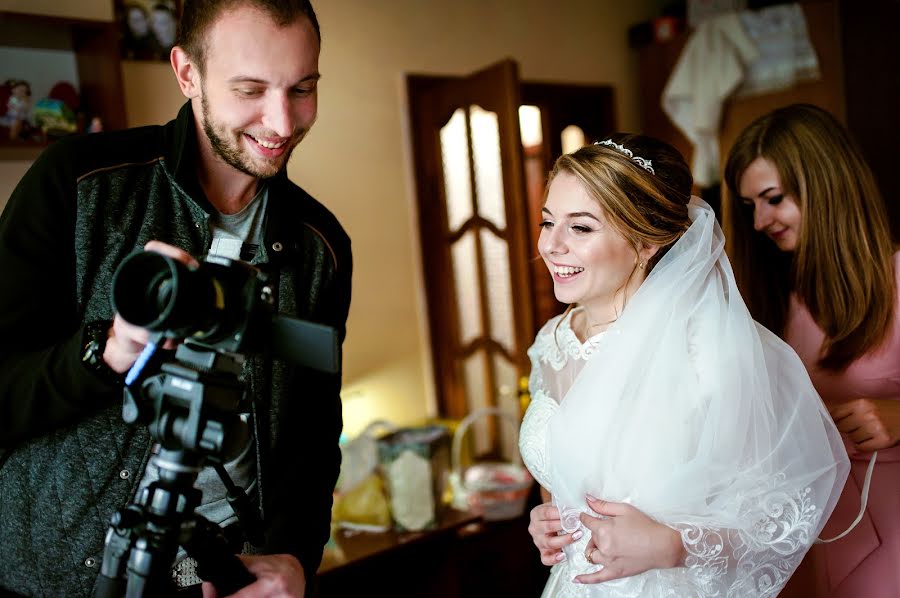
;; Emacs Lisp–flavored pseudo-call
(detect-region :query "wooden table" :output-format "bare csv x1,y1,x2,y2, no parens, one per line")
316,507,549,597
319,508,481,574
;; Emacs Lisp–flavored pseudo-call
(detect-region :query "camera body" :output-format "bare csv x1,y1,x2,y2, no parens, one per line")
111,252,274,355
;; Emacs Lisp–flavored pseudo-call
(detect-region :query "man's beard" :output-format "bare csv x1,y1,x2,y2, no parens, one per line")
201,93,297,179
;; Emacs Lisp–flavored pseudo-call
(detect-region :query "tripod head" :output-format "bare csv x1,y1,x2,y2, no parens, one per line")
123,342,249,456
96,252,339,597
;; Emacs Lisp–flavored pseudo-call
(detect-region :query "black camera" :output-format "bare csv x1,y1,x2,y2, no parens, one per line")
110,251,338,372
111,252,271,354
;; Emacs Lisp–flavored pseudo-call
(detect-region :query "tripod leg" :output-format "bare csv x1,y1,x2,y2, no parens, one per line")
125,534,181,598
95,512,135,598
183,516,256,595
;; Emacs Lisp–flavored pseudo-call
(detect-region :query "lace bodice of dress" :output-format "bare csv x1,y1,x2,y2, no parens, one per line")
520,309,606,493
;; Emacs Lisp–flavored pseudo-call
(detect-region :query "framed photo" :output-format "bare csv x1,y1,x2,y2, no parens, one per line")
115,0,180,61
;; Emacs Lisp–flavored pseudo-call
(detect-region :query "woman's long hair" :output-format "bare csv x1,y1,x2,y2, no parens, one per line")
723,104,894,370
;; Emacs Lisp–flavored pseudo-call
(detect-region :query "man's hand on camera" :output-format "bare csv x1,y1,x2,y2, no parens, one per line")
201,554,306,598
104,241,200,373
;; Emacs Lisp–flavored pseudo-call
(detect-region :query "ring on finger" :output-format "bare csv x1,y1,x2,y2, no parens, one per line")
586,548,605,569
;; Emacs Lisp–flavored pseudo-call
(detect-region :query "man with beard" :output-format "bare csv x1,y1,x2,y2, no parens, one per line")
0,1,350,596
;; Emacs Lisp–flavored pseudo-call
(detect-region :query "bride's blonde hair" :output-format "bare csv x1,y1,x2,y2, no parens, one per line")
548,133,693,272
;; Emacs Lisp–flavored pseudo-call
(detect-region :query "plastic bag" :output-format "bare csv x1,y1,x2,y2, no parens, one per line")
333,473,392,531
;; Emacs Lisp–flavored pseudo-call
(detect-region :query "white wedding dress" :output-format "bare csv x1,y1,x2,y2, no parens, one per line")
519,200,849,597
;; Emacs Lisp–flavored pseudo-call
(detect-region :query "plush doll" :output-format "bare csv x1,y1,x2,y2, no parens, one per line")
1,80,32,140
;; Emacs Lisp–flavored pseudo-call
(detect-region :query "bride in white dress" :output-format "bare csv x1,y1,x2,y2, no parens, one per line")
519,135,848,597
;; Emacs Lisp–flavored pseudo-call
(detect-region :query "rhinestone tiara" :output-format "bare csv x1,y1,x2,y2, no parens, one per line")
594,139,655,175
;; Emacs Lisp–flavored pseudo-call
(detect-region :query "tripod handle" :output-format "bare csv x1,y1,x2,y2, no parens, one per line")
185,517,256,594
200,552,257,595
213,462,264,547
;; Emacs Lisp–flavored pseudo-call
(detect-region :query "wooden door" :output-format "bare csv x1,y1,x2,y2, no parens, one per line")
408,60,534,457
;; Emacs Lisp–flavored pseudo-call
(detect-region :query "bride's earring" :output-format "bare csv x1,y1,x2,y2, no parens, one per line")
638,260,645,269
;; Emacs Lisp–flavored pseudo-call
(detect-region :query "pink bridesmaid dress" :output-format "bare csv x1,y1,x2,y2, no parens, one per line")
783,253,900,598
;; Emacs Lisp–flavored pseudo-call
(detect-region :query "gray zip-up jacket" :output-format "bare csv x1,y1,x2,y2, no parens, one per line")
0,102,351,596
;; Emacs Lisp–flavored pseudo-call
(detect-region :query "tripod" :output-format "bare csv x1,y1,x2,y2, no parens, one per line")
95,251,342,596
96,342,259,597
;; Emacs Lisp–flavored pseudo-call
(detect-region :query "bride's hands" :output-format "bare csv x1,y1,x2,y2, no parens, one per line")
528,502,583,565
575,496,686,584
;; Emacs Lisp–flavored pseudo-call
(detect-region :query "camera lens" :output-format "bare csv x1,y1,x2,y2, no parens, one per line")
147,271,174,313
111,251,219,336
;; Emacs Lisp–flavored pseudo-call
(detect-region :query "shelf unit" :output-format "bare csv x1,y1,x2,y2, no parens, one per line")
0,11,126,160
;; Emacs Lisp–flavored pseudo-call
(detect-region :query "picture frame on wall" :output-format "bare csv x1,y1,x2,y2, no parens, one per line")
115,0,180,61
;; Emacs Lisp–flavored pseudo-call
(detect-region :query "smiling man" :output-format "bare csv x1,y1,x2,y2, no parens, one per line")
0,2,351,597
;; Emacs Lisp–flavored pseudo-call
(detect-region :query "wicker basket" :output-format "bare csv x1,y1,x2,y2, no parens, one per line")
450,407,533,521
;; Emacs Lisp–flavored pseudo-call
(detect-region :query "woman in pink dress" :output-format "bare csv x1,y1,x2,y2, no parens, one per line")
724,103,900,597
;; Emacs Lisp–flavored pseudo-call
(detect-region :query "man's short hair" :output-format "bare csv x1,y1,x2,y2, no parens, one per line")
177,0,320,73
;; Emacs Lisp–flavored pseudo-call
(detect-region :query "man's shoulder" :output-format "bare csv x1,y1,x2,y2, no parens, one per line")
39,122,169,182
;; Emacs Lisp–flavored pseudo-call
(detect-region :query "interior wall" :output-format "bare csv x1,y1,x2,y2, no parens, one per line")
295,0,659,437
3,0,659,437
0,162,29,213
1,0,112,21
